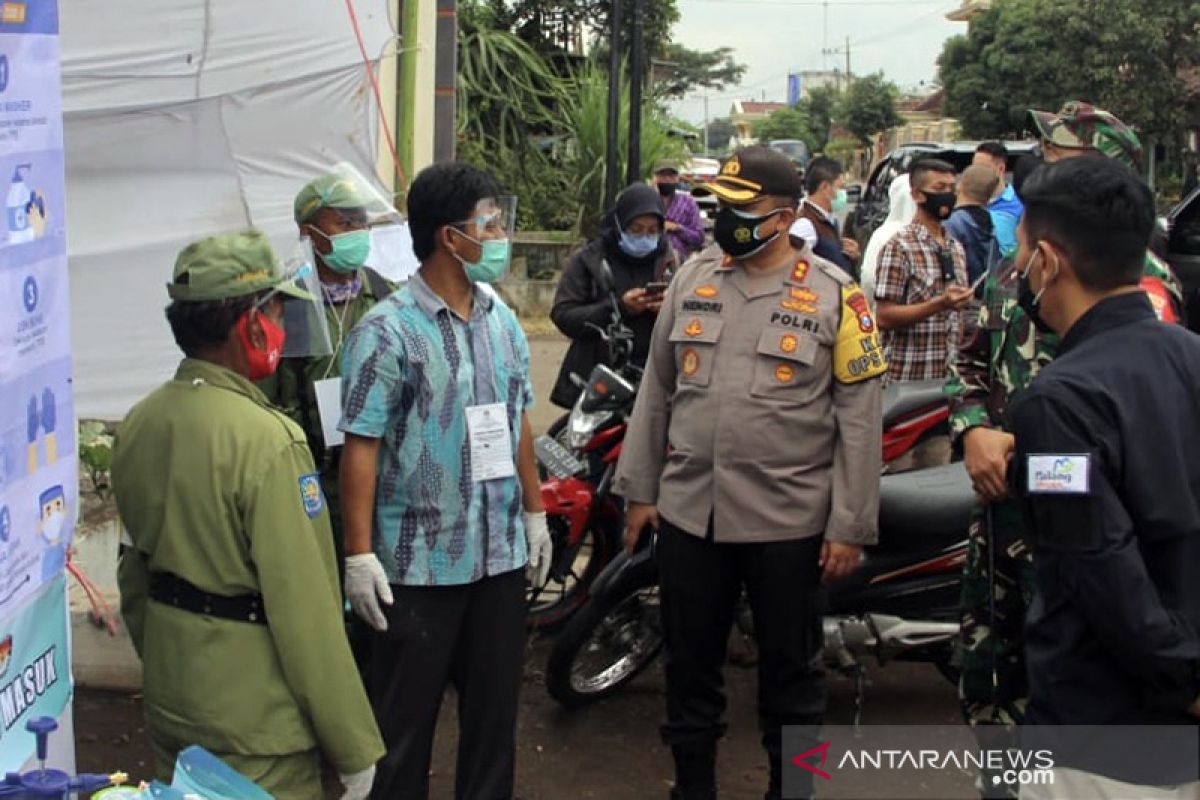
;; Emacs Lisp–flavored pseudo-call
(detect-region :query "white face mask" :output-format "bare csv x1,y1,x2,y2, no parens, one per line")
42,510,65,544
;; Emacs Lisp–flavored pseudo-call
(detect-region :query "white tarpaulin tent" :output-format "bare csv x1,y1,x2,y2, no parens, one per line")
62,0,397,418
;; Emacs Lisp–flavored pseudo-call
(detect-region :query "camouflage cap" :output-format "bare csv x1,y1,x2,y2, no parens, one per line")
167,230,314,302
1027,100,1142,169
293,173,373,224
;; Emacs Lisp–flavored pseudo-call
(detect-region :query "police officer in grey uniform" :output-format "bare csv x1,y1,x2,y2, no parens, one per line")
616,146,887,800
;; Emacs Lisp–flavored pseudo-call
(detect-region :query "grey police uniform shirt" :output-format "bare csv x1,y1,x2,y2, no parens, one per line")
614,244,887,544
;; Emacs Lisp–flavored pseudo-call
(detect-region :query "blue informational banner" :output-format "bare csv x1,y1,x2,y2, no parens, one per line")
0,0,73,774
788,73,802,106
0,574,71,769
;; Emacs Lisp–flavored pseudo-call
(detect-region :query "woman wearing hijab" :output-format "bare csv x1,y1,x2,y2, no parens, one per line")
550,184,677,409
861,172,917,309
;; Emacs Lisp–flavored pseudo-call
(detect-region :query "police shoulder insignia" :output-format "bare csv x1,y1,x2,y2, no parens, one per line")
299,473,326,518
833,284,886,384
815,259,853,286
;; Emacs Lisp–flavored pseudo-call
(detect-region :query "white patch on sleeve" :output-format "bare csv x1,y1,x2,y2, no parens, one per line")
1027,454,1091,495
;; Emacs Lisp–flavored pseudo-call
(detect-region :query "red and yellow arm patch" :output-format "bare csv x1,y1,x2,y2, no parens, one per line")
833,285,887,384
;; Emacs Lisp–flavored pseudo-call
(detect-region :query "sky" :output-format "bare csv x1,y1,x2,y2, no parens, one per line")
667,0,970,125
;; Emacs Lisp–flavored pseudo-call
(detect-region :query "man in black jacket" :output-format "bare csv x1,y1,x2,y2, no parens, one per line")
1009,156,1200,798
550,184,676,408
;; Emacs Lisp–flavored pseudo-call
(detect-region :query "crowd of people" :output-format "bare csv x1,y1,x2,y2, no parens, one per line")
107,97,1200,800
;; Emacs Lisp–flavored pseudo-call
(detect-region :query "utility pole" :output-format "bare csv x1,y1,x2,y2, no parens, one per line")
604,0,622,211
626,0,645,185
821,36,852,89
703,93,710,155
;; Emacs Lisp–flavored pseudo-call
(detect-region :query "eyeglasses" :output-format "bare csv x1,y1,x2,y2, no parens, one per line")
454,211,506,234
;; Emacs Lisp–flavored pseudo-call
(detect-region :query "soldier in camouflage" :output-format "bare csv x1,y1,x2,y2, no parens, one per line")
946,101,1183,798
259,174,394,578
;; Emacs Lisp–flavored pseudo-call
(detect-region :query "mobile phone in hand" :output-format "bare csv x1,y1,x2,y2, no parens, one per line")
645,282,669,296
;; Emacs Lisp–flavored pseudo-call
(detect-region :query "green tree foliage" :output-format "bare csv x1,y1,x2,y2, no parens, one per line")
799,85,840,150
654,44,746,100
753,105,815,145
458,2,567,151
939,0,1200,142
562,63,688,234
836,73,902,146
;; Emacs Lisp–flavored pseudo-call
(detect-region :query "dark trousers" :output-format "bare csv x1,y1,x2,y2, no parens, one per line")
369,569,526,800
658,519,825,796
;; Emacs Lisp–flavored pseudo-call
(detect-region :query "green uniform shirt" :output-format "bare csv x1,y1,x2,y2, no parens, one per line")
112,358,383,773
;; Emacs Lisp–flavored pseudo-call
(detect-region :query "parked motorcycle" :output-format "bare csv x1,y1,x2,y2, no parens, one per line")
544,462,975,717
527,260,643,630
528,370,953,632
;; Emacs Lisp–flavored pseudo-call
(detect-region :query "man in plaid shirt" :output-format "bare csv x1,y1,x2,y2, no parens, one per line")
876,159,974,380
875,158,973,469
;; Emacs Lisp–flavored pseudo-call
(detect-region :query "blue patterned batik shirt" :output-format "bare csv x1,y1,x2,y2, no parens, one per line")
339,274,535,586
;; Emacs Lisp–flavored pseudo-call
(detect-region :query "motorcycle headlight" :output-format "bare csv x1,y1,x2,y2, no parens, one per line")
567,407,613,450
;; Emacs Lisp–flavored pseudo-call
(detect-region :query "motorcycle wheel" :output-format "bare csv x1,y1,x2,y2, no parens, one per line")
526,515,615,631
545,576,663,709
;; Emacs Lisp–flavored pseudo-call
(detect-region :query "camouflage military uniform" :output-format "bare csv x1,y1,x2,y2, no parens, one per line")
259,269,392,568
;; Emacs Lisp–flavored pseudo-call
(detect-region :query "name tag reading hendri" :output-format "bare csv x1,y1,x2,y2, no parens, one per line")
466,403,516,483
1026,454,1090,494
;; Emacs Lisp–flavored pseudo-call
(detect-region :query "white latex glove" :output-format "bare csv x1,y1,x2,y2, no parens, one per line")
344,553,393,632
339,764,376,800
524,511,553,588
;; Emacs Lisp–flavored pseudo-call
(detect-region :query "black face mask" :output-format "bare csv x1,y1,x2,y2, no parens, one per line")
713,206,786,260
1017,253,1054,334
657,182,678,197
919,190,956,221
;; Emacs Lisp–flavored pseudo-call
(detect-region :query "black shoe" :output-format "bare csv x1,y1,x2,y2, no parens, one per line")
669,789,716,800
671,744,717,800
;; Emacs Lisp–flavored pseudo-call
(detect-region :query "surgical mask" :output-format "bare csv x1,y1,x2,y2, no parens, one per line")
42,510,64,544
1017,248,1055,334
657,182,678,197
919,190,957,221
713,206,787,260
452,229,512,284
831,188,849,213
309,228,371,274
619,230,660,259
235,308,287,381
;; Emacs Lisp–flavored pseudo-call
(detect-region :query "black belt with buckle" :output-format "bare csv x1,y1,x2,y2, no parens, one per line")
149,571,268,625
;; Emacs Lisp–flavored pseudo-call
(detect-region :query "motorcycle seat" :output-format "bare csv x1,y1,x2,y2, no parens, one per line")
878,463,975,545
882,379,947,426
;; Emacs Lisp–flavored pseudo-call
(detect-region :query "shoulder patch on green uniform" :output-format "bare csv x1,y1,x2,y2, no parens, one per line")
299,473,326,518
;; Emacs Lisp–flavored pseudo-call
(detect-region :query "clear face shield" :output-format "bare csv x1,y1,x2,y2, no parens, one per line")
452,195,518,283
301,161,417,282
255,238,335,358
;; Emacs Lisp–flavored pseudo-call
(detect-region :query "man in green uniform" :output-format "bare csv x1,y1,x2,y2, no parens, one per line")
112,230,384,800
946,101,1182,798
260,173,394,572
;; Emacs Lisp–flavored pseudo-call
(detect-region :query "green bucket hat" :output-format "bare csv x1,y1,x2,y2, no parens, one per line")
1028,100,1143,169
293,173,374,224
166,230,314,302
